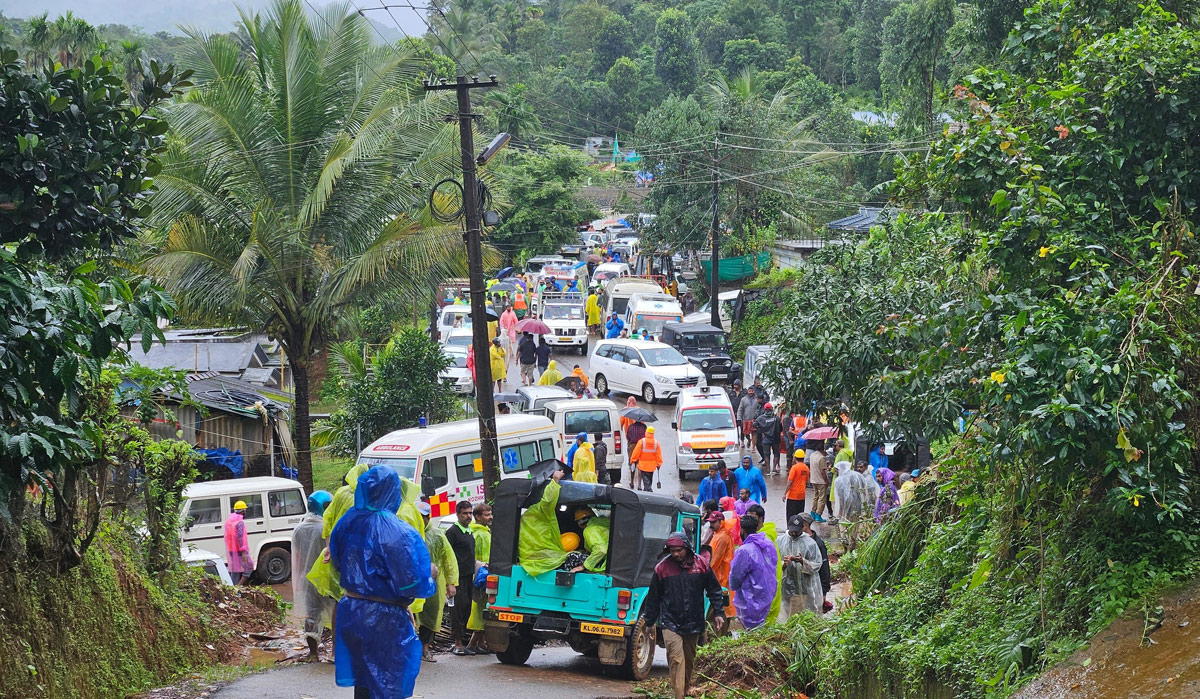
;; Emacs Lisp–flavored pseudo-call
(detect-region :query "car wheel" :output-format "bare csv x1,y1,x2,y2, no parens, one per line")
642,383,657,404
595,374,609,395
579,342,588,356
257,546,291,584
496,631,534,665
620,617,655,680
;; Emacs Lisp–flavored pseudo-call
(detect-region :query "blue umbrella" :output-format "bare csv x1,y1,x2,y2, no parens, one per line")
496,266,514,279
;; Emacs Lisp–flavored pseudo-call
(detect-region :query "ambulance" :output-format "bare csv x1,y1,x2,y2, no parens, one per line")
356,415,562,517
670,386,741,478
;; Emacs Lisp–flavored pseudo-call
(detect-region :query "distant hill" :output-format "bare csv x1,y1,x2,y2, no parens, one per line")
0,0,424,36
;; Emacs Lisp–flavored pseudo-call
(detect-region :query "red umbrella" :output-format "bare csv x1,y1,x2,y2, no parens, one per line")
802,426,841,440
515,318,551,334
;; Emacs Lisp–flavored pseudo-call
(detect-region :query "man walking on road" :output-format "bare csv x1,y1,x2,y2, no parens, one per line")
698,464,728,502
593,432,614,485
516,332,537,386
737,387,758,448
777,513,824,618
535,337,552,377
753,403,782,474
641,532,726,699
808,447,830,522
729,515,778,630
630,426,663,491
784,449,809,521
734,455,768,504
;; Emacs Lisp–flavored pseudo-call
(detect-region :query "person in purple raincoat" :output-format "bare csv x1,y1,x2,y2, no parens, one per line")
874,467,900,522
728,514,779,629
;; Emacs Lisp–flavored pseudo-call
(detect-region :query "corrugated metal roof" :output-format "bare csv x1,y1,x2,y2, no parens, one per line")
827,207,884,232
130,341,267,374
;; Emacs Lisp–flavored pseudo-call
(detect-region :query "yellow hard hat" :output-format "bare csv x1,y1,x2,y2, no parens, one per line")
233,500,248,510
561,532,581,552
646,426,655,434
574,508,593,522
794,449,806,459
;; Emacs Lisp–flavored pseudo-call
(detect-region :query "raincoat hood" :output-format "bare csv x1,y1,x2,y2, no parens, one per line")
547,360,558,371
719,496,736,512
878,467,897,486
355,466,403,512
345,463,370,489
308,490,332,515
743,531,774,557
626,396,637,408
740,456,753,468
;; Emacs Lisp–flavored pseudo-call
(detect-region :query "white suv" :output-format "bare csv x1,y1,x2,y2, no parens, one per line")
590,339,706,404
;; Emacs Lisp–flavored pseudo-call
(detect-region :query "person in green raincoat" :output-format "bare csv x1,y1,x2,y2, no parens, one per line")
397,476,427,616
466,503,492,652
308,463,369,600
518,471,569,576
581,513,611,572
417,501,457,662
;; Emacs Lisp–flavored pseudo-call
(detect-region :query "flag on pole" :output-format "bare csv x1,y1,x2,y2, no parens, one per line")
612,133,619,163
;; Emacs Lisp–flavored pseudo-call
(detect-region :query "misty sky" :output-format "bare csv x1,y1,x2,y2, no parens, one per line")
1,1,428,36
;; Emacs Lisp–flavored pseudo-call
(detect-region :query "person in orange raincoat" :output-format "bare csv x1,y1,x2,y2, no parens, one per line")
706,511,737,619
630,426,663,492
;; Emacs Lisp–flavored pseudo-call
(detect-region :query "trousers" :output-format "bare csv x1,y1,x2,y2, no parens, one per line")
785,497,806,521
639,469,655,491
812,483,830,516
662,629,700,699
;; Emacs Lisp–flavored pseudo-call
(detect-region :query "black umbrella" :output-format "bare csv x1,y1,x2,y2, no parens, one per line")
528,458,569,484
491,281,519,293
618,406,658,422
496,266,515,279
556,376,584,392
483,306,500,320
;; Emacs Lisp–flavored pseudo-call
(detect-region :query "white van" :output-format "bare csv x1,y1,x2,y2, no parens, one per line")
437,303,474,342
743,345,778,397
625,292,684,339
604,277,663,320
543,398,623,471
357,414,561,516
540,290,588,354
179,476,307,584
526,255,571,275
671,387,740,478
683,289,741,332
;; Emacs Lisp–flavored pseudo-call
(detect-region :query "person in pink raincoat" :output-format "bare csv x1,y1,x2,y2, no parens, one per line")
225,500,255,584
500,305,518,349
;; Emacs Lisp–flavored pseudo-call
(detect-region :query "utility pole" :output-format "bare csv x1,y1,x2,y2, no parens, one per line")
709,136,722,329
426,75,502,502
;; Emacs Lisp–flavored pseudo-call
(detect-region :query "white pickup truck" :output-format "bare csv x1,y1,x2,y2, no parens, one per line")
540,291,589,355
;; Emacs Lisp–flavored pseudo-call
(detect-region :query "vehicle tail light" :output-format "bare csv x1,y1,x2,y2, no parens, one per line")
617,589,632,619
486,574,499,604
614,430,622,454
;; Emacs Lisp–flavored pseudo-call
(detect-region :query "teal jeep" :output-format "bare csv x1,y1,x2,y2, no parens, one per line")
484,477,703,679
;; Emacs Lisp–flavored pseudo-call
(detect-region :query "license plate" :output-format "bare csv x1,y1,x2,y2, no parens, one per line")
496,612,524,623
557,337,573,343
580,622,625,637
711,373,727,379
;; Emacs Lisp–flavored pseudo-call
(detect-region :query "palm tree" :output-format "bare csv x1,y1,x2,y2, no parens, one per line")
433,8,495,67
484,83,541,143
117,39,146,93
52,12,98,68
143,0,480,491
24,13,54,70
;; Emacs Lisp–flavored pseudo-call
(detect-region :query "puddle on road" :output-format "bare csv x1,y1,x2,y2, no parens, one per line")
1016,582,1200,698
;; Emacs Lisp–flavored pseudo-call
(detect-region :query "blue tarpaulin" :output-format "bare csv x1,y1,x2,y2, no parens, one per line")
197,448,244,478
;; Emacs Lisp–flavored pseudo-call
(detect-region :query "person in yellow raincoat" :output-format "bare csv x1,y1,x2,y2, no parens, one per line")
581,513,611,572
417,501,457,662
489,337,507,391
585,292,602,335
572,441,598,483
307,463,369,600
518,471,569,576
466,503,492,652
537,359,562,386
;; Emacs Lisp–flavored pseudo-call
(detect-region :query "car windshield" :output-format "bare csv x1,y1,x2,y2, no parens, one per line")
446,334,472,347
544,304,584,320
679,332,726,351
633,315,683,336
641,346,688,366
444,350,468,368
355,456,418,480
680,407,736,431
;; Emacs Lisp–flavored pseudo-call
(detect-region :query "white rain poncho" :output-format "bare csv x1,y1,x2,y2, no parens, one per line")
852,468,877,514
832,461,863,521
776,531,824,614
291,498,335,644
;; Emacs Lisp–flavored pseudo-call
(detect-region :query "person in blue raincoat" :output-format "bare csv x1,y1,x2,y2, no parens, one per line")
734,456,768,503
605,312,625,339
330,466,436,699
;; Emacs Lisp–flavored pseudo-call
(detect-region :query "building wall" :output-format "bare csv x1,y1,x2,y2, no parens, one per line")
119,404,270,457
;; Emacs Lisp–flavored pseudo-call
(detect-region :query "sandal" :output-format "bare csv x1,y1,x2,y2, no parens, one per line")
452,648,468,656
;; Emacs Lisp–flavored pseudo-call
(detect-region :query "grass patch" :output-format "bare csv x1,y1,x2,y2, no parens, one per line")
312,453,354,493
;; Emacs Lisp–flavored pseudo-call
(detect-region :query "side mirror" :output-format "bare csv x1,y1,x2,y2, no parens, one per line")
671,422,678,430
421,472,436,498
630,359,642,367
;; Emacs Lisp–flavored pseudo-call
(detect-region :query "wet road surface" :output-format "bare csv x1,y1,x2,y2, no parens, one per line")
218,342,831,698
213,644,666,698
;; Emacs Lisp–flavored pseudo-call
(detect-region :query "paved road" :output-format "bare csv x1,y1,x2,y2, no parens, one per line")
214,644,666,698
219,343,827,698
497,345,815,537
